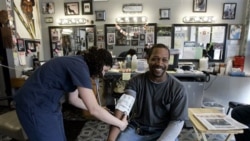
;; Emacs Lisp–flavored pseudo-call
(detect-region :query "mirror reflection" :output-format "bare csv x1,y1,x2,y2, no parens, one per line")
105,23,157,58
172,24,228,62
49,25,96,58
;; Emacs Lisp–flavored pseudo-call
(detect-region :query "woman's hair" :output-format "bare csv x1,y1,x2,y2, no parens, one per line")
80,47,112,77
127,49,137,56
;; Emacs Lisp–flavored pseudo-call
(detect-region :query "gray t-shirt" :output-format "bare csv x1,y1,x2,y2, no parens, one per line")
125,72,188,129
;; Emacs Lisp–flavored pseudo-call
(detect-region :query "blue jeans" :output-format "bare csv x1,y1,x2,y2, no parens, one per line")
117,126,179,141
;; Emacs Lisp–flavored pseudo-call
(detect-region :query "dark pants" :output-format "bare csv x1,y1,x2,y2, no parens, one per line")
231,105,250,141
16,106,66,141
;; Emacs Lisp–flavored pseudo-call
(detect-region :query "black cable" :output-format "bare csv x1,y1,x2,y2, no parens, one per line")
204,75,218,90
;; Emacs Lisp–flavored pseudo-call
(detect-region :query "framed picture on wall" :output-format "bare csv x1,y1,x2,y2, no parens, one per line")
82,1,93,15
193,0,207,12
42,2,55,14
229,24,242,40
140,34,145,40
131,40,139,46
159,8,170,20
64,2,79,15
17,39,25,52
222,3,237,19
146,33,154,44
25,40,36,52
95,10,105,21
44,17,53,23
107,33,115,45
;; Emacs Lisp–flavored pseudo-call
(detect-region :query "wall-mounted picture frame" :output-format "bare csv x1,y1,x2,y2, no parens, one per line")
131,40,139,46
229,24,242,40
17,39,25,52
42,2,55,14
146,33,154,44
122,4,143,13
193,0,207,12
82,0,93,15
25,40,37,52
64,2,79,15
44,17,53,23
95,10,105,21
222,3,237,20
107,33,115,45
159,8,170,20
140,34,145,40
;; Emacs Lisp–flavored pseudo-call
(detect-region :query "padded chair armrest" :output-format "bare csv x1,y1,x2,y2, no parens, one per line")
229,101,248,108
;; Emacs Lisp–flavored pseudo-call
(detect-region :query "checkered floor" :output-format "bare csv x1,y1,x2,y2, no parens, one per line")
0,105,236,141
76,120,236,141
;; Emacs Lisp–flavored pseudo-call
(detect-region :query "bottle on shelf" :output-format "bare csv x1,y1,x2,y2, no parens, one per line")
125,54,131,69
131,54,138,72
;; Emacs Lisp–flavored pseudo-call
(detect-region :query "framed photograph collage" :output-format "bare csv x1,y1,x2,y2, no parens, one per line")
104,23,157,51
16,39,40,55
222,3,237,20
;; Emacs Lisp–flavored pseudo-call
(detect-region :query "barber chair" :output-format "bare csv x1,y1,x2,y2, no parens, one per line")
0,78,28,141
226,101,248,115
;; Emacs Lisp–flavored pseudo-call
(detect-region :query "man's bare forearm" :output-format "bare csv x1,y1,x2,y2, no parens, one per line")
107,110,124,141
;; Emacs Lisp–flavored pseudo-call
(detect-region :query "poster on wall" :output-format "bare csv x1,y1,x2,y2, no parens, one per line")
197,27,211,46
107,33,115,45
14,0,41,39
211,26,226,43
146,33,154,44
42,2,55,14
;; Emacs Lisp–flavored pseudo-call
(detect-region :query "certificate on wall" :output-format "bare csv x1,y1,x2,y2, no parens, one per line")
197,27,211,45
211,26,226,43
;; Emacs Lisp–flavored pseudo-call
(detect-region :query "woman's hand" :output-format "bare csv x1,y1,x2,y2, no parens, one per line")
119,115,128,131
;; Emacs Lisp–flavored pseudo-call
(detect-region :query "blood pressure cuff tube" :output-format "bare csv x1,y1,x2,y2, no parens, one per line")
115,89,136,115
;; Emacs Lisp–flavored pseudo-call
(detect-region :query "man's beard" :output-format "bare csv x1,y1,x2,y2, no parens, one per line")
25,12,33,23
150,65,167,78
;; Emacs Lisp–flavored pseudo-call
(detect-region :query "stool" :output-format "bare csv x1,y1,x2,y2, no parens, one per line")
0,110,27,141
226,101,247,115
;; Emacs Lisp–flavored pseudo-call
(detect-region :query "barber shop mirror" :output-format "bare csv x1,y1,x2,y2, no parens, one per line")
48,25,96,58
172,24,228,62
104,23,157,58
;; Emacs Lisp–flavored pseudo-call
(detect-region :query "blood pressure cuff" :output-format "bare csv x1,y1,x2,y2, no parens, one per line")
115,89,136,115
